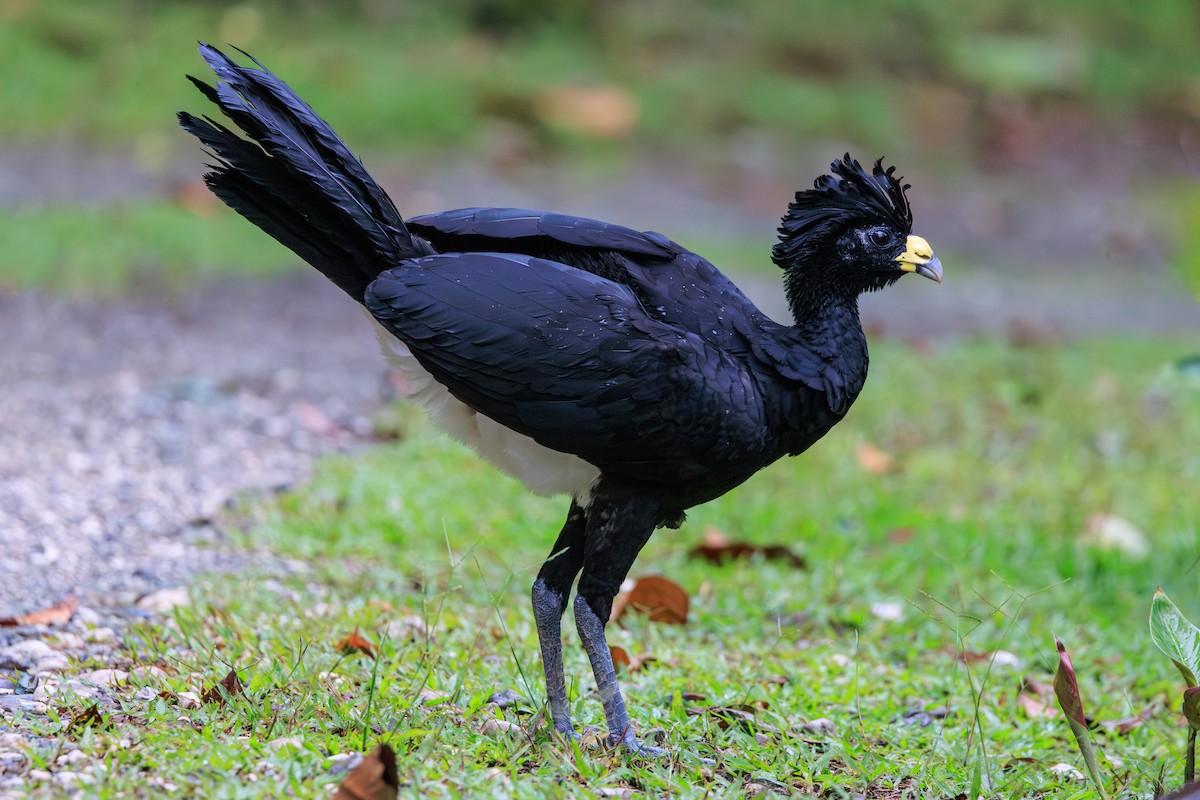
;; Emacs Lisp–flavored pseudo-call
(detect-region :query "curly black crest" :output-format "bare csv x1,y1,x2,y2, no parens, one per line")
772,154,912,267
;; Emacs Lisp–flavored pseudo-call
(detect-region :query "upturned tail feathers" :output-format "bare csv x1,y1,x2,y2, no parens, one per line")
178,43,432,301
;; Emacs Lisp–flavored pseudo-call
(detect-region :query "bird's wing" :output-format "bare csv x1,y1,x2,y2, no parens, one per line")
408,207,771,356
408,207,677,260
364,252,770,484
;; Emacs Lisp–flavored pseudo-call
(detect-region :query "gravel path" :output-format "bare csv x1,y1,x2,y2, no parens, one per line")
0,275,390,618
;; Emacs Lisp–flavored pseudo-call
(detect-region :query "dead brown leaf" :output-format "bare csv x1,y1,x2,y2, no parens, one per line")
333,744,399,800
201,668,243,705
685,703,779,734
0,594,77,627
689,527,806,569
65,703,106,733
610,645,631,671
610,576,688,625
336,629,378,660
855,442,896,475
1097,705,1155,735
295,400,338,436
1016,688,1058,719
535,85,638,139
609,645,656,674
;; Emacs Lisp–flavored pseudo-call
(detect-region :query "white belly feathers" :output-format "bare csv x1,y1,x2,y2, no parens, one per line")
371,317,601,500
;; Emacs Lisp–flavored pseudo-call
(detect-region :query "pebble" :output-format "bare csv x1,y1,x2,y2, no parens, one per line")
800,717,837,735
136,587,191,614
78,669,129,687
383,615,431,642
480,718,519,736
33,653,70,673
486,689,526,709
0,641,52,671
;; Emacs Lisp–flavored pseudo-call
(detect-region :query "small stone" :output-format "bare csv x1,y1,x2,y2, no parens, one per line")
800,717,837,735
486,689,526,709
135,587,191,613
56,749,89,766
418,689,449,706
1049,763,1085,781
131,665,168,682
78,668,129,687
33,653,70,673
266,736,302,751
27,768,52,783
83,627,117,644
49,633,85,651
0,752,25,774
990,650,1022,668
73,607,103,626
0,733,27,749
0,640,53,670
383,615,431,642
326,752,362,775
31,679,62,703
480,718,518,736
52,770,95,787
870,601,904,621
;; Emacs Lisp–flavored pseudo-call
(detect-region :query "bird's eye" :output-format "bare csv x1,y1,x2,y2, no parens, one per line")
868,229,894,248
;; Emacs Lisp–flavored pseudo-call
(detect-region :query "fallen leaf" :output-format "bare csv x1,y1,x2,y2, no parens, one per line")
685,704,779,734
1017,688,1058,719
333,744,399,800
295,400,338,436
65,703,106,733
611,576,688,625
609,645,631,671
688,526,806,569
856,442,896,475
535,85,638,139
1097,705,1155,735
480,718,519,736
336,629,378,659
609,645,656,674
201,668,243,705
172,178,219,216
0,595,78,627
887,527,916,544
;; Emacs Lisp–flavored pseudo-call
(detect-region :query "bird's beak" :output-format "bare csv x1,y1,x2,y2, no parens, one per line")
895,235,943,283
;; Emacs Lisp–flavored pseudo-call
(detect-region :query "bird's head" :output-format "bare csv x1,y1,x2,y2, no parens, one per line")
772,154,941,315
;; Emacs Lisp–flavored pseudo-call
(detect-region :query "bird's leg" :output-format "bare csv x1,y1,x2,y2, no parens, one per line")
574,484,662,754
531,501,587,738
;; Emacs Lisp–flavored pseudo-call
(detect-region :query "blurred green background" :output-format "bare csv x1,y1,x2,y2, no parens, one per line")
0,0,1198,311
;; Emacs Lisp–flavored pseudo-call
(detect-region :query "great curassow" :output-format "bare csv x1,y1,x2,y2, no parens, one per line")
179,44,942,754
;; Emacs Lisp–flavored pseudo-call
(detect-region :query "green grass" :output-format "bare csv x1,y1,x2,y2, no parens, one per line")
8,337,1199,797
2,0,1198,153
0,203,299,295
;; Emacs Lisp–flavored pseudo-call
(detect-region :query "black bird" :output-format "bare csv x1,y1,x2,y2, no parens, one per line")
179,44,942,753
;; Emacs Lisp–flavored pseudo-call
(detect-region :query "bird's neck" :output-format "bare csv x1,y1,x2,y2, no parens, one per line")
786,279,863,344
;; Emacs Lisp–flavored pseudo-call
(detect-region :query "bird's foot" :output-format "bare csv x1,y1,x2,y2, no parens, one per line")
610,727,667,757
